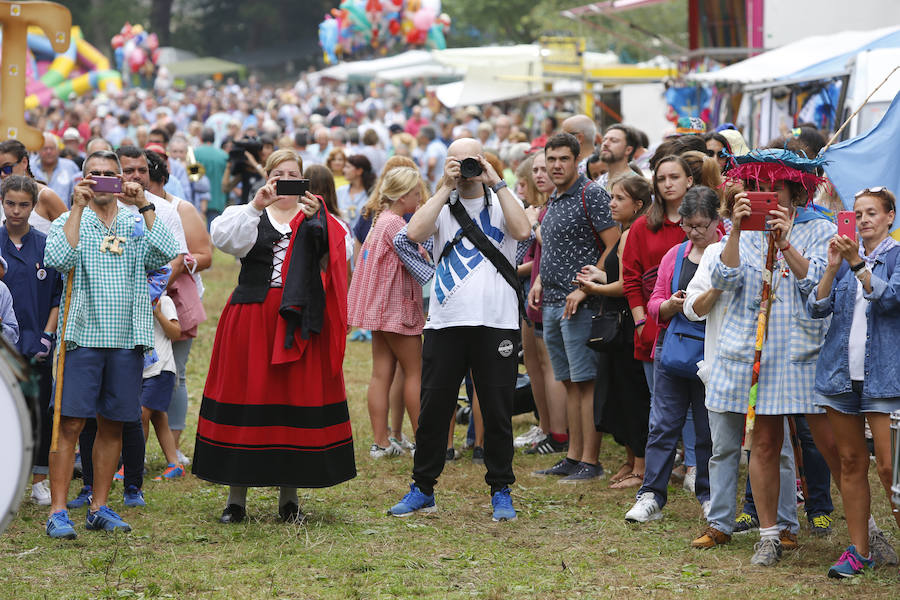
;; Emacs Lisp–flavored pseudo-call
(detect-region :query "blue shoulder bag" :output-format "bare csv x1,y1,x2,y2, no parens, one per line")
658,242,706,379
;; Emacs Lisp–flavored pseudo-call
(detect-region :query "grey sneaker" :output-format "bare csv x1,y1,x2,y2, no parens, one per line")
869,529,899,567
533,458,579,476
559,462,604,484
750,538,782,567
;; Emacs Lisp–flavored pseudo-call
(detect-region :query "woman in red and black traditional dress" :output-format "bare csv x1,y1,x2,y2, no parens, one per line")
193,149,355,524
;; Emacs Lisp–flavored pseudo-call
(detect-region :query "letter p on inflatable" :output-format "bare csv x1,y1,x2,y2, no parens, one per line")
1,2,71,150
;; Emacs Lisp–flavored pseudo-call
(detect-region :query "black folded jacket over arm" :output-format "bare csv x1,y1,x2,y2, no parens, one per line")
279,207,329,345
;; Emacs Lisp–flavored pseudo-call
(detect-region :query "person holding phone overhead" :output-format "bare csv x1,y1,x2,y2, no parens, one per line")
706,140,839,567
808,186,900,577
194,149,356,525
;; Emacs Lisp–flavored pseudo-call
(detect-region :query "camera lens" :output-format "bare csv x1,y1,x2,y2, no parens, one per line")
459,157,482,179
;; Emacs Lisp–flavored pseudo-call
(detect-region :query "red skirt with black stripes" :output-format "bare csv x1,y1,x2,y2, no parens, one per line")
192,287,356,488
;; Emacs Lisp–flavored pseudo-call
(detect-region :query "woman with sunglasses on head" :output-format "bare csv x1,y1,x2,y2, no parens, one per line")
808,186,900,578
0,140,67,234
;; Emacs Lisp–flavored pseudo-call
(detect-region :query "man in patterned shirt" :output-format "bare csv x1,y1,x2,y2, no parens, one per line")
528,133,619,482
43,150,178,539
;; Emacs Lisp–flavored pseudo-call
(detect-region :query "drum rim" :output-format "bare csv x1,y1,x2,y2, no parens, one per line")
0,355,34,537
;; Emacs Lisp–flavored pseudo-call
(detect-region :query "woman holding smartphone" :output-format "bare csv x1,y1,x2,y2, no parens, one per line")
707,141,838,567
623,186,720,521
808,186,900,578
194,149,356,524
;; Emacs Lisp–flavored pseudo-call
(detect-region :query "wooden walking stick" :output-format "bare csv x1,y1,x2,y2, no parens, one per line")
743,233,777,449
49,269,74,452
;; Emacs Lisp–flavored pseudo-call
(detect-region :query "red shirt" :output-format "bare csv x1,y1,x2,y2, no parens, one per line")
621,215,686,361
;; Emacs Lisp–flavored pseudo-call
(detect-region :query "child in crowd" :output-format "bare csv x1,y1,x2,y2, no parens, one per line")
142,269,184,480
0,255,20,345
347,167,425,458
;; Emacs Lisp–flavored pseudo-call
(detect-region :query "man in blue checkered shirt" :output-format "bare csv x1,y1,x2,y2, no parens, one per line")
43,150,178,539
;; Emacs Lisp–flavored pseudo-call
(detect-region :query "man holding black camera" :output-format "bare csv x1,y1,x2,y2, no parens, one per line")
222,137,266,205
43,150,178,539
388,138,532,522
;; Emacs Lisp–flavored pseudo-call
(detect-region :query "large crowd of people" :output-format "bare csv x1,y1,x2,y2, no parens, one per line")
5,70,899,580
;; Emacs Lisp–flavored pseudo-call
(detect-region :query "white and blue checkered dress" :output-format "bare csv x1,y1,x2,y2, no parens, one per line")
706,216,835,415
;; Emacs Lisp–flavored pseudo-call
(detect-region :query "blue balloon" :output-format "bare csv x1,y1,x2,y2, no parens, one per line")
319,19,338,64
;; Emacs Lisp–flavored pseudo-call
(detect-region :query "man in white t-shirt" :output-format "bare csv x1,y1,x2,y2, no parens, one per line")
388,138,531,522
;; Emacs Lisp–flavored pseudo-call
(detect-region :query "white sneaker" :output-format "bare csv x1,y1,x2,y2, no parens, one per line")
625,492,663,523
30,480,51,506
514,425,544,448
176,449,191,466
683,466,697,494
390,434,416,455
701,500,711,519
370,442,403,459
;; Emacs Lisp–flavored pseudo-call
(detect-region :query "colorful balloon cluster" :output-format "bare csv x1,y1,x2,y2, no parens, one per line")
111,23,160,81
318,0,451,64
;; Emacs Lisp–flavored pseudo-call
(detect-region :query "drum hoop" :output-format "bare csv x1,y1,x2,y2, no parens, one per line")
0,352,34,537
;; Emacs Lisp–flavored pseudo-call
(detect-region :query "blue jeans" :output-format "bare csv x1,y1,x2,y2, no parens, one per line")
637,360,711,508
643,356,695,467
167,338,193,431
542,304,599,383
707,411,799,535
742,415,833,520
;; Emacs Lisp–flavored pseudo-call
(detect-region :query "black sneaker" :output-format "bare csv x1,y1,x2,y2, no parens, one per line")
733,511,759,534
445,448,461,462
533,458,579,476
472,446,484,465
559,462,605,484
525,435,567,455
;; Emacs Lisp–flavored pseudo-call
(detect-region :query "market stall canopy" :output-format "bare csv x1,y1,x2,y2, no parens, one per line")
688,25,900,85
316,50,441,82
164,57,246,80
373,62,461,82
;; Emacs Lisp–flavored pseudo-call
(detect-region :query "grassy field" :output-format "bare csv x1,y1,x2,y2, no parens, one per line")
2,249,899,599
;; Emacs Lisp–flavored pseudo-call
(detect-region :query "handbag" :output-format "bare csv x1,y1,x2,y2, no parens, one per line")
658,242,705,378
587,309,626,351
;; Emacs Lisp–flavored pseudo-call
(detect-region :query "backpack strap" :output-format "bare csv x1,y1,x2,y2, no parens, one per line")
447,196,530,325
580,183,603,250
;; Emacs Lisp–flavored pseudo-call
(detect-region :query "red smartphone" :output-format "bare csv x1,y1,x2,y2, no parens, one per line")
837,211,856,241
92,175,122,194
742,192,778,231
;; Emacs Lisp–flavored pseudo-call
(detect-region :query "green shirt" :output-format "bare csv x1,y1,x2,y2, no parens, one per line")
193,144,229,212
44,207,178,350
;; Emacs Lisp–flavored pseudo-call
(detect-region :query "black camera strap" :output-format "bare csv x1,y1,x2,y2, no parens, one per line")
444,187,530,325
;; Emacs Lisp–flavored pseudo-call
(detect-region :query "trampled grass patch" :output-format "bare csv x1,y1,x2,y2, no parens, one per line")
2,249,898,598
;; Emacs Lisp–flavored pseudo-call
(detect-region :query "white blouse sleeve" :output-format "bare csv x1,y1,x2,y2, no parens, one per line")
210,203,264,258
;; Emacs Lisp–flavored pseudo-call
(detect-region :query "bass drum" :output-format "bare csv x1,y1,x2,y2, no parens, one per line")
0,340,35,536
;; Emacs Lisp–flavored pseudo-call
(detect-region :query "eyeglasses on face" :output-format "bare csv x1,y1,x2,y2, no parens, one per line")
88,171,119,177
680,221,713,234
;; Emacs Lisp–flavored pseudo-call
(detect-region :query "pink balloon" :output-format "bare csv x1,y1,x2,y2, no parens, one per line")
412,8,434,31
111,34,124,49
147,33,159,52
128,47,147,71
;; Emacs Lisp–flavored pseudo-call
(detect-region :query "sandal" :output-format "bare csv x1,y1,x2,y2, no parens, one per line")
610,473,644,489
609,463,635,485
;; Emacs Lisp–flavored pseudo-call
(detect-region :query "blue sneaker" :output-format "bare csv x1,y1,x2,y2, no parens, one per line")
85,506,132,532
46,510,77,539
123,485,146,507
828,545,873,578
388,483,436,517
491,487,517,522
66,485,93,509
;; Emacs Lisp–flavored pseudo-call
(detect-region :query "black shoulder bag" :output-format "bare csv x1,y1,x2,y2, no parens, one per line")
443,186,530,325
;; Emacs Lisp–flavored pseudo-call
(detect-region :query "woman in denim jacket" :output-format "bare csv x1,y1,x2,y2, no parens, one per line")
808,186,900,578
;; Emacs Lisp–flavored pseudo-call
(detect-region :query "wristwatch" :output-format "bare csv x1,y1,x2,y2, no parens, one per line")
138,202,156,214
850,261,867,272
531,222,540,232
490,180,508,194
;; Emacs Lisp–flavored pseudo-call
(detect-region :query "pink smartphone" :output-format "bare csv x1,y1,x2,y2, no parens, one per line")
92,175,122,194
742,192,778,231
837,211,856,241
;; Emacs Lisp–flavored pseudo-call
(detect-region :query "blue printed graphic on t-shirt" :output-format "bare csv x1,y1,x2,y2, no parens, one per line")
433,207,503,305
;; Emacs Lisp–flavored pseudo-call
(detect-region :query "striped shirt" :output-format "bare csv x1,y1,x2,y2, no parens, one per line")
44,207,178,350
706,216,835,415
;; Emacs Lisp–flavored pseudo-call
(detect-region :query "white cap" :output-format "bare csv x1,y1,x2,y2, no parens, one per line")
62,127,82,142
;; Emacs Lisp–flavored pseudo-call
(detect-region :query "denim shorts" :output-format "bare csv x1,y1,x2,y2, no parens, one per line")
140,371,177,412
542,303,599,383
52,347,144,422
817,380,900,415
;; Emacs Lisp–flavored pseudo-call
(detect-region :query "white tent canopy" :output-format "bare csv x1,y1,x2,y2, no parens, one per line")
316,50,437,82
688,25,900,85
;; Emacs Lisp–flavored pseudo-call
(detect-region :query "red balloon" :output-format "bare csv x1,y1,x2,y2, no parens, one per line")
388,19,400,35
111,34,124,49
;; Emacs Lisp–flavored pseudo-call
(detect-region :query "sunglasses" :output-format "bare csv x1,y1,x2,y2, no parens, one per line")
855,186,886,198
0,164,15,175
